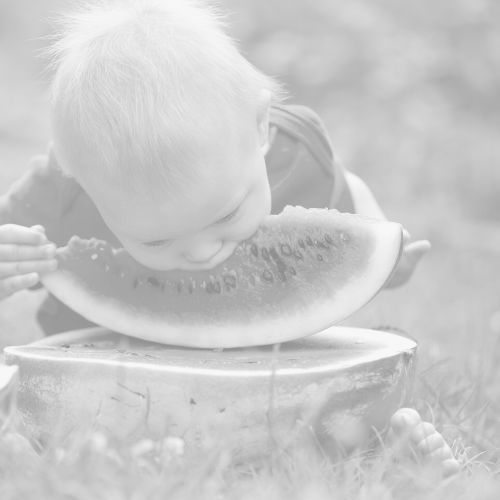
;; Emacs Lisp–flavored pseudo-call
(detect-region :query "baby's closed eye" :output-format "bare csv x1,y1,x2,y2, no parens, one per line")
214,206,240,225
143,239,174,248
141,204,243,249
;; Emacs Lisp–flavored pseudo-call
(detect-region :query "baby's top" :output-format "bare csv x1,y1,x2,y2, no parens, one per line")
0,103,354,334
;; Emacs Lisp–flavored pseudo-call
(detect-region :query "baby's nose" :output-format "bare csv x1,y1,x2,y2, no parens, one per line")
184,239,223,264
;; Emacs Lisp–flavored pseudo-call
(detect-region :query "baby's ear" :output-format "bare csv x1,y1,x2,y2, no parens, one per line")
256,89,271,152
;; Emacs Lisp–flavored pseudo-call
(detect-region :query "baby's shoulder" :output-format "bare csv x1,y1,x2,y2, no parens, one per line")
15,146,83,214
268,103,334,172
270,104,329,139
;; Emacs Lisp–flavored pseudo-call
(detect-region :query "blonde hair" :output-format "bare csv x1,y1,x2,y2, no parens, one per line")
47,0,284,197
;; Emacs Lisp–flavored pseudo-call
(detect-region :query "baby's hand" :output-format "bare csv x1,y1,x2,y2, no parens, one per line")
385,229,431,289
0,224,58,300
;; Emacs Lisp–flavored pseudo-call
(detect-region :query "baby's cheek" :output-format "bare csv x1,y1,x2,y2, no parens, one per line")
224,219,261,244
136,252,179,271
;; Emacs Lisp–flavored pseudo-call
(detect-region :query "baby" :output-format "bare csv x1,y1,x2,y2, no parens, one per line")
0,0,456,475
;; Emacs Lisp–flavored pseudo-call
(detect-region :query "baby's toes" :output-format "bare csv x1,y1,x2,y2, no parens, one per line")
410,421,436,445
416,432,452,459
442,458,461,478
413,425,460,477
390,408,422,436
387,411,460,478
429,447,460,478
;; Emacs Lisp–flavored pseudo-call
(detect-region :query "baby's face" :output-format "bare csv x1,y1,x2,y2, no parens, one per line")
81,136,271,271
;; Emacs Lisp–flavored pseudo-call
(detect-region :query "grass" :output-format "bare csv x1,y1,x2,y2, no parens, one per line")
0,364,498,500
0,0,499,497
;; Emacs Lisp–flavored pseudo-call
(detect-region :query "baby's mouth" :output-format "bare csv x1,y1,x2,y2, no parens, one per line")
182,242,237,270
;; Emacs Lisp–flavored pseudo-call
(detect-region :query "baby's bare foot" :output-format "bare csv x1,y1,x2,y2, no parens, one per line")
388,408,460,478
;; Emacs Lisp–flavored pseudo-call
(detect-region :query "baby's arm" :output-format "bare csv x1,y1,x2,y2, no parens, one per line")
342,171,386,219
331,167,430,288
0,152,68,299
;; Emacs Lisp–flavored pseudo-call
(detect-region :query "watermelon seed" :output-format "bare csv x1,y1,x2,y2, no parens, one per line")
223,274,237,291
147,277,161,288
250,244,259,258
261,248,270,261
279,243,292,256
262,270,274,283
188,281,194,294
306,236,314,246
316,254,324,261
207,280,221,294
289,266,297,276
269,247,288,282
293,250,304,260
176,281,183,293
315,240,329,249
298,239,306,249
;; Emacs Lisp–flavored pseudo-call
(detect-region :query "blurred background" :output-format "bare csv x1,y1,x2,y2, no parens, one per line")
0,0,499,469
0,0,499,363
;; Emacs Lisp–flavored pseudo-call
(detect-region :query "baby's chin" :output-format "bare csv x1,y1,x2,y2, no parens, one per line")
128,241,239,272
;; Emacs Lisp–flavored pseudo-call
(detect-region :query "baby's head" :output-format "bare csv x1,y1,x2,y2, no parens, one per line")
49,0,284,270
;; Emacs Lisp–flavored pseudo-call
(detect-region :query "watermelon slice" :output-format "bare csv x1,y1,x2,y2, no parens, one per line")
41,206,403,348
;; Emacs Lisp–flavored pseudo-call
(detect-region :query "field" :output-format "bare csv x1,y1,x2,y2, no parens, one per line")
0,0,499,498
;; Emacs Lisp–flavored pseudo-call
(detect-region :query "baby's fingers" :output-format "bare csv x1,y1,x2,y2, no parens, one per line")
0,243,56,261
0,224,47,245
404,240,431,259
0,259,58,279
0,273,40,300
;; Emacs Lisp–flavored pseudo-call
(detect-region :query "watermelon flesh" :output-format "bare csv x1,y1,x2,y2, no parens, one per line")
41,206,403,348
